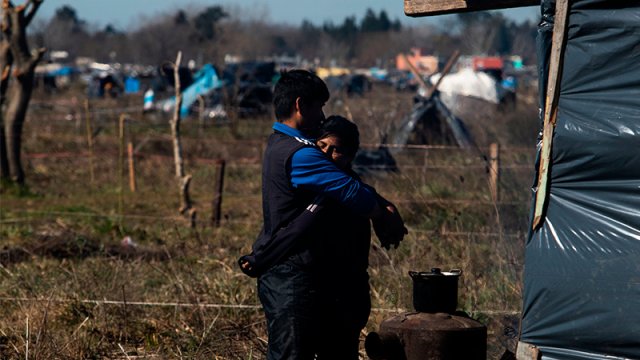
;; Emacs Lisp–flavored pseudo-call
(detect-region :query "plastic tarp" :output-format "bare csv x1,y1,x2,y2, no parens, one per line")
390,95,474,150
427,68,504,104
160,64,223,116
521,1,640,359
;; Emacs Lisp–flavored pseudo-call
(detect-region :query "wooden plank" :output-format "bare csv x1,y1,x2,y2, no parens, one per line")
405,0,539,17
532,0,569,230
426,50,460,100
400,50,460,100
516,341,540,360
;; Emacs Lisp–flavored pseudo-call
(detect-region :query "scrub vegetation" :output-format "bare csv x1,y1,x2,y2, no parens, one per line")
1,84,537,358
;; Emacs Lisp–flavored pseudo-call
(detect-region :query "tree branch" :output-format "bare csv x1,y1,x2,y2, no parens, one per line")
2,0,14,10
15,45,44,75
0,42,12,101
1,1,12,36
24,0,43,26
179,174,193,214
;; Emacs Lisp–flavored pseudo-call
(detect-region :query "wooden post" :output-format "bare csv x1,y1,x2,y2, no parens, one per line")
516,341,541,360
426,50,460,101
532,0,570,230
211,159,226,227
84,99,95,183
127,141,136,192
489,143,500,203
401,50,460,101
118,114,126,226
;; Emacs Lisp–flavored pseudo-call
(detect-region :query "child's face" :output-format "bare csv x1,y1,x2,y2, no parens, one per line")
317,135,354,170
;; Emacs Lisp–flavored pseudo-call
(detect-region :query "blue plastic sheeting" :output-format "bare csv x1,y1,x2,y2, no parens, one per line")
47,66,76,77
124,77,141,94
160,64,224,116
521,1,640,359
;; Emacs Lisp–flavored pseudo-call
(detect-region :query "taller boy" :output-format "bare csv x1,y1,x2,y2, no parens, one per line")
255,69,406,359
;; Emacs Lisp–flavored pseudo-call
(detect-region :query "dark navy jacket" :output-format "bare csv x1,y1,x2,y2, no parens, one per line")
242,123,377,276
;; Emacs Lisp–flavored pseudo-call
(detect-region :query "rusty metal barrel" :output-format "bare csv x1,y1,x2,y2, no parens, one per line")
365,312,486,360
365,268,487,359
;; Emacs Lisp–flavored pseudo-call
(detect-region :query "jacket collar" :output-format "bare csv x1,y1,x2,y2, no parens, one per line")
273,122,313,142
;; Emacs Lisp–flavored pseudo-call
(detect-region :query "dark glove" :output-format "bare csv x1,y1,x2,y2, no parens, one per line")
238,254,260,278
372,203,408,250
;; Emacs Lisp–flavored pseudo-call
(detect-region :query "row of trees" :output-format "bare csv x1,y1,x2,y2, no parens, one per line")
31,5,538,68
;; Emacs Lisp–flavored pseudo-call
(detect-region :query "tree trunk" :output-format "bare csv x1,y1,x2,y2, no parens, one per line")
0,25,13,180
169,51,194,219
0,0,45,185
3,70,34,183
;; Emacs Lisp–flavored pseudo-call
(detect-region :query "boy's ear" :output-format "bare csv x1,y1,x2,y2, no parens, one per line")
294,97,304,117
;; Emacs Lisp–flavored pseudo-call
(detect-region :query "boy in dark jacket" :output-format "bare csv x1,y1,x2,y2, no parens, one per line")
247,70,406,360
241,115,398,358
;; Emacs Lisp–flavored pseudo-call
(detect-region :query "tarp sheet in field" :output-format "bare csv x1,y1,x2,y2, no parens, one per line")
521,1,640,359
160,64,224,116
391,95,474,149
428,68,504,105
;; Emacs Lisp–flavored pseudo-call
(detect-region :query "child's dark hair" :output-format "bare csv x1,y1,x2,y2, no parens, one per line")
272,69,330,121
319,115,360,156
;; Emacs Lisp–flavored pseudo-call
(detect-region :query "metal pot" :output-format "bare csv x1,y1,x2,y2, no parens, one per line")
409,268,461,313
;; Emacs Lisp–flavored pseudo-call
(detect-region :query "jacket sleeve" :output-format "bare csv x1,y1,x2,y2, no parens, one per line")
289,146,377,216
238,195,326,277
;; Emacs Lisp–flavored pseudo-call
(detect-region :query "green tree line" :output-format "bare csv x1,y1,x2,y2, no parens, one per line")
31,5,537,68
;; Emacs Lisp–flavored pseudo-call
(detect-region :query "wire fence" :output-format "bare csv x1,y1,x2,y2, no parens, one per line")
9,106,537,233
0,296,519,315
11,145,534,216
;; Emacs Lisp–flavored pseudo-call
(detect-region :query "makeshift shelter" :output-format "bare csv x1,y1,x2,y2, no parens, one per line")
158,64,224,117
428,68,503,105
405,0,640,359
221,61,276,117
391,94,474,149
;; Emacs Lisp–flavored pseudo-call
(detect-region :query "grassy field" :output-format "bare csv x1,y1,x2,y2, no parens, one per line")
1,85,538,359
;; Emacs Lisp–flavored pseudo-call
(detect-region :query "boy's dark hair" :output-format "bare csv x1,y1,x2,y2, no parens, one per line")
319,115,360,156
272,69,330,121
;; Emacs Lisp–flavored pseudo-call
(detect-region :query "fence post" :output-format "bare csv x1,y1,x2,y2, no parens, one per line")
489,142,500,203
128,141,136,192
211,159,226,227
84,99,95,184
118,114,126,226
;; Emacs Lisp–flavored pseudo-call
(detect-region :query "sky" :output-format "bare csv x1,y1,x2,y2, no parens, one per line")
34,0,540,30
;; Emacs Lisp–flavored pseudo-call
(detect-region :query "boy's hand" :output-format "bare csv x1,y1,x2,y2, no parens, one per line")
372,202,408,250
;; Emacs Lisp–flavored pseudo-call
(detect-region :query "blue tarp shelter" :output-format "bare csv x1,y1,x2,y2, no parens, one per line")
159,64,224,117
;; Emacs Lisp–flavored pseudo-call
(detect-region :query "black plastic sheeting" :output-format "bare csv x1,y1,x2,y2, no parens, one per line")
521,1,640,359
390,95,474,149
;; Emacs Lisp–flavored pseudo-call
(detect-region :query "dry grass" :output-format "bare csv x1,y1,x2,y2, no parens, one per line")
1,85,538,358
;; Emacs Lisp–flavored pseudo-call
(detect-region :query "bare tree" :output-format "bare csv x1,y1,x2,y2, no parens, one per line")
169,51,196,226
0,0,45,185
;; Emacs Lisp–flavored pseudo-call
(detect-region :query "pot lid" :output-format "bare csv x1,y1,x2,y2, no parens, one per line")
409,268,462,278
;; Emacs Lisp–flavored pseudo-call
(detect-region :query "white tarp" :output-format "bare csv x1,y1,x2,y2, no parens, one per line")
422,68,503,104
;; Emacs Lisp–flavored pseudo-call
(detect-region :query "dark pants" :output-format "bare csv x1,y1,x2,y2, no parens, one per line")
315,273,371,360
258,259,317,360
